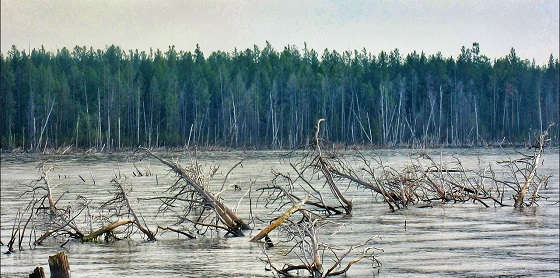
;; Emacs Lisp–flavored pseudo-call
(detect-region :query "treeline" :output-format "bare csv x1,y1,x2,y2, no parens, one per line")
0,43,558,150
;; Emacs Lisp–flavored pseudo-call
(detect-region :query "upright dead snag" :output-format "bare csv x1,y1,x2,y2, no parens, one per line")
29,267,45,278
142,148,249,236
28,252,70,278
48,252,70,278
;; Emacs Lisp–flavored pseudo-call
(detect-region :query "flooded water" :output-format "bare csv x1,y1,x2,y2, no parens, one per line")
1,148,559,277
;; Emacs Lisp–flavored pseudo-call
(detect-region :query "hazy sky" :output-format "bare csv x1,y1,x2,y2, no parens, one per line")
1,0,558,64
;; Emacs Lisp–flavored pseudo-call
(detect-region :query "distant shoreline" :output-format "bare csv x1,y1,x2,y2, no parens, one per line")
2,141,557,156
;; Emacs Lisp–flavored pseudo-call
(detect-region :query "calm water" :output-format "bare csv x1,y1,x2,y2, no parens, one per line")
1,149,559,277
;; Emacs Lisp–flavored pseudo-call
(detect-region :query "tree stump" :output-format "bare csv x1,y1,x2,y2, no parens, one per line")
29,266,45,278
48,252,70,278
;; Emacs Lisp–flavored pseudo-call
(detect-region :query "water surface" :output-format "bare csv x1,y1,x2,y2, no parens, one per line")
1,149,558,277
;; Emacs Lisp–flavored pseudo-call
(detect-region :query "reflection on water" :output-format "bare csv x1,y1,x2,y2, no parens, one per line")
1,149,559,277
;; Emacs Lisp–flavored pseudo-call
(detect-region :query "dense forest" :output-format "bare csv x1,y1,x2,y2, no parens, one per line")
0,43,558,150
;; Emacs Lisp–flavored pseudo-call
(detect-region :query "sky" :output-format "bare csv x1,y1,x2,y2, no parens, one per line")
1,0,558,64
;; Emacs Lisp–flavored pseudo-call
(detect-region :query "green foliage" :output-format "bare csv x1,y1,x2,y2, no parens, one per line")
0,43,558,150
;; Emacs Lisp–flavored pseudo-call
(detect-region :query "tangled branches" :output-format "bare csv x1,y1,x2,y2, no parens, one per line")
142,148,250,237
327,131,551,211
87,176,156,241
257,119,352,217
260,217,381,277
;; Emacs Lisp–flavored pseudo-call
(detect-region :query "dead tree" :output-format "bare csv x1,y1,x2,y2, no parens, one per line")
251,198,306,242
141,148,249,236
261,217,381,277
12,163,156,251
28,164,86,245
497,131,550,208
326,130,551,211
313,119,353,214
94,176,156,241
256,119,352,217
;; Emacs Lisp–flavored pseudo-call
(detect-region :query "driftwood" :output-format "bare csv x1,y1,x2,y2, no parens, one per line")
257,120,353,217
325,129,551,211
156,225,196,239
10,164,161,251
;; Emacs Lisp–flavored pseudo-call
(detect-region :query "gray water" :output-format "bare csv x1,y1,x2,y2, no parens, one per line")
1,149,559,277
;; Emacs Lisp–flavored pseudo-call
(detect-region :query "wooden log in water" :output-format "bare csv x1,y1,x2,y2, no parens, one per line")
29,266,45,278
48,252,70,278
81,218,134,242
250,199,305,242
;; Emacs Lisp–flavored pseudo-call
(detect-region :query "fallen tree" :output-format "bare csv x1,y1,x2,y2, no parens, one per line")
325,130,552,211
257,119,353,217
141,148,250,236
260,216,381,277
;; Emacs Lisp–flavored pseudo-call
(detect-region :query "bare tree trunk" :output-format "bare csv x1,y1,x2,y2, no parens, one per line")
75,114,79,149
438,85,442,144
118,117,121,150
537,86,543,134
83,81,91,148
97,88,102,149
37,100,54,152
380,84,385,145
137,87,140,145
107,88,112,151
474,98,479,145
81,218,133,242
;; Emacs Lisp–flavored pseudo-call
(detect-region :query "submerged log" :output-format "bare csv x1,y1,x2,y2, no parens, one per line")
48,252,70,278
81,218,133,242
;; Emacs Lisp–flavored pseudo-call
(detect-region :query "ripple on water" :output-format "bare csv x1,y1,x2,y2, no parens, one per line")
1,150,558,277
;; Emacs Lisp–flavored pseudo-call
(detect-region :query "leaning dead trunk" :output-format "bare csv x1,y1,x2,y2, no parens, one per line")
513,132,547,208
314,119,352,214
142,148,249,236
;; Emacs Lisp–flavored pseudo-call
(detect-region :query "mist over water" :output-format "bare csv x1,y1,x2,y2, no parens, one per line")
1,149,558,277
